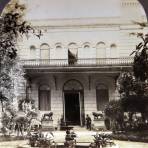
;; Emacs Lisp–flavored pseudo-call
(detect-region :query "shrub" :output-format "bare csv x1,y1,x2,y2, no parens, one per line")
105,100,124,130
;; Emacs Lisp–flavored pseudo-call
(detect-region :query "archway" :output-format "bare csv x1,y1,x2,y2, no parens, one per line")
63,79,84,126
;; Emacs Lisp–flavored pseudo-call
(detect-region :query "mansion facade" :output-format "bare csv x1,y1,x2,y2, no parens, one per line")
5,0,148,127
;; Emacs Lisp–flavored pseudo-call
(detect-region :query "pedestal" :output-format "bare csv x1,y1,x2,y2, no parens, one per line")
93,119,106,130
41,120,54,131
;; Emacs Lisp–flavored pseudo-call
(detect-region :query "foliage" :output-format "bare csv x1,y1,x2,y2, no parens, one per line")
121,95,148,113
117,72,147,96
1,98,37,136
29,131,55,147
117,33,148,97
104,100,124,130
89,133,115,148
108,33,148,132
18,97,37,120
0,1,41,136
1,102,17,136
131,33,148,81
0,92,8,112
117,72,134,97
0,1,40,111
105,100,123,120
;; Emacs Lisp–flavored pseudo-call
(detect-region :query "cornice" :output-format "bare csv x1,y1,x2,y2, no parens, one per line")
32,23,147,32
28,17,146,30
29,17,121,27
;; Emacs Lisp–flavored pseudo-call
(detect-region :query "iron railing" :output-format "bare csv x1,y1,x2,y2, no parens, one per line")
21,57,133,67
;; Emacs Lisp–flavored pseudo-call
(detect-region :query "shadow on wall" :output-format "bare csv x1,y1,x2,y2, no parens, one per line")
0,0,148,21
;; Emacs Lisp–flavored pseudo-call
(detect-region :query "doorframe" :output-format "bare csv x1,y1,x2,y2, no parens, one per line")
38,84,51,111
63,90,83,126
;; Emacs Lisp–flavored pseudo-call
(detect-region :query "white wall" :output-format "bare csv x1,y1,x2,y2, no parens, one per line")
18,25,148,59
16,0,147,59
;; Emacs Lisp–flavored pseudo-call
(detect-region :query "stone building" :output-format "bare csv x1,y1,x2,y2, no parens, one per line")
4,0,148,127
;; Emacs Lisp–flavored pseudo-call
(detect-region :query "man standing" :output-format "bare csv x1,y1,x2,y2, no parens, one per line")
86,114,92,130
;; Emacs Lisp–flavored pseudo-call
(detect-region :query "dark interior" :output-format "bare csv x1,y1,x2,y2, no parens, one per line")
65,92,80,125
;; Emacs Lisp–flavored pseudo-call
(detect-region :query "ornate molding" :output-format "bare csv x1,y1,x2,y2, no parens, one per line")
121,0,140,6
122,2,139,6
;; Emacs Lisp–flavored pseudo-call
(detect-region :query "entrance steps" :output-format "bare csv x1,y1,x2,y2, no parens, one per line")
73,126,89,131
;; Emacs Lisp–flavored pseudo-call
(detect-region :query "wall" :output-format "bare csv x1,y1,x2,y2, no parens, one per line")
14,0,147,60
29,73,116,126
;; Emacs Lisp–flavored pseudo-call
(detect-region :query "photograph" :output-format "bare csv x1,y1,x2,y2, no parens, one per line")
0,0,148,147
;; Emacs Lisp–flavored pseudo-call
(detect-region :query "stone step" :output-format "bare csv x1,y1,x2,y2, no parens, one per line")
73,126,89,131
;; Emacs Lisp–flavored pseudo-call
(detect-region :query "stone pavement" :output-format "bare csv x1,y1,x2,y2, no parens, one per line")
53,130,96,143
0,130,148,148
0,136,148,148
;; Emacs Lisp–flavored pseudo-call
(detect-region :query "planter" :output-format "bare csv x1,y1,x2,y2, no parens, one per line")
41,120,54,130
93,119,106,130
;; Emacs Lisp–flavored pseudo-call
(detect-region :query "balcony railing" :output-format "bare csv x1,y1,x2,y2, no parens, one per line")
21,57,133,67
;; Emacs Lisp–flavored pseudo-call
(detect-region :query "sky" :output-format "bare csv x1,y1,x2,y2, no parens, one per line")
23,0,121,20
0,0,146,20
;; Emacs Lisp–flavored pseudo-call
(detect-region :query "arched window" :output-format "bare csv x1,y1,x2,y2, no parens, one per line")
30,45,36,59
55,43,62,50
80,42,91,59
39,84,51,111
96,42,106,58
63,79,83,91
83,42,90,49
40,43,50,59
56,45,62,50
84,45,90,48
110,43,118,57
96,84,109,111
68,43,78,65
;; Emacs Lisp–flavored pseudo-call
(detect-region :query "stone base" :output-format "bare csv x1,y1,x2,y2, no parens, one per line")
41,120,54,131
92,119,106,130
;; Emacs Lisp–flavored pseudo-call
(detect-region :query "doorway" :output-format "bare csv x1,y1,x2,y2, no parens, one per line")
64,92,80,125
39,85,51,111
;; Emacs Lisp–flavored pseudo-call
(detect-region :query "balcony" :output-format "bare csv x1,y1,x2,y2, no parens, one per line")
21,57,133,68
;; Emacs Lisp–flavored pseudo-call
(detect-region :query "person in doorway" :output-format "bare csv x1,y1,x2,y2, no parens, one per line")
86,114,92,130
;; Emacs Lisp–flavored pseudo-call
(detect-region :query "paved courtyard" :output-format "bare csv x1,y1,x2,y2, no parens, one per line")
1,139,148,148
0,131,148,148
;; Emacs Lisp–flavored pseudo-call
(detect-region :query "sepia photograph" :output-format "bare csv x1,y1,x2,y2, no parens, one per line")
0,0,148,147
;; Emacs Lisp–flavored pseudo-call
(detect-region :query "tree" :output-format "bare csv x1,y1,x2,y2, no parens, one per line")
131,33,148,82
117,33,148,127
104,100,124,131
105,33,148,131
117,72,134,97
0,1,40,111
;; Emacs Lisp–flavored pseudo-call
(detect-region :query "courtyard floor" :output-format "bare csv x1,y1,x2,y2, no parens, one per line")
0,130,148,148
